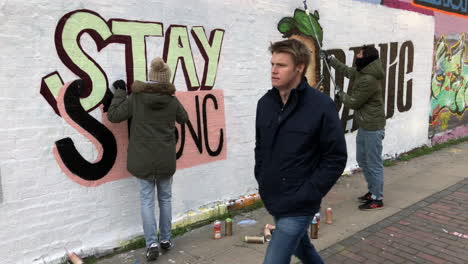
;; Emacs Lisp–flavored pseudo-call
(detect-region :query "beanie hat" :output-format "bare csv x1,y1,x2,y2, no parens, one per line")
356,45,379,71
149,57,171,83
362,45,379,60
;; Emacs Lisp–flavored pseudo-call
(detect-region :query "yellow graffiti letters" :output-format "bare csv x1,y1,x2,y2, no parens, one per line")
111,20,163,82
191,27,225,89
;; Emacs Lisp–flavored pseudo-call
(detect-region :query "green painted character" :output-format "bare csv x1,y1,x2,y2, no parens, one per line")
277,9,323,88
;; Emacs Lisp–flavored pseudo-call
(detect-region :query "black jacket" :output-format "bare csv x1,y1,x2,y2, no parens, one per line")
255,78,347,217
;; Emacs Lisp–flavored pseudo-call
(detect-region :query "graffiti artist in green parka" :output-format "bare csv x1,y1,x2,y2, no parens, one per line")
107,57,188,262
320,45,386,211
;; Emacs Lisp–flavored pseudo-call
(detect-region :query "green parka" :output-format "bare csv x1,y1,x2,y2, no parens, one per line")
329,57,386,131
107,81,188,180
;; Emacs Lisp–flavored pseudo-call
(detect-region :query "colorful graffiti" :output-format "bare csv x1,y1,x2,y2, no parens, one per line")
430,33,468,131
355,0,383,4
40,10,227,186
380,0,468,142
412,0,467,17
383,0,435,15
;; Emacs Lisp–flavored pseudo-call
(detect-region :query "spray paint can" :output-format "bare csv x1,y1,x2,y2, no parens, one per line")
253,193,261,203
315,212,321,230
310,216,318,239
225,218,233,236
67,252,84,264
244,235,265,244
213,220,222,239
264,224,275,242
244,195,255,207
325,208,333,224
227,199,236,211
235,198,245,210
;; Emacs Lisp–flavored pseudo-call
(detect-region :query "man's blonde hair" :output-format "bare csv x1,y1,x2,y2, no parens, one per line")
269,39,310,76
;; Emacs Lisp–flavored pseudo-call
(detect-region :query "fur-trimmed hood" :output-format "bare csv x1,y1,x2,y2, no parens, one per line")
131,80,177,109
132,80,176,95
107,78,188,180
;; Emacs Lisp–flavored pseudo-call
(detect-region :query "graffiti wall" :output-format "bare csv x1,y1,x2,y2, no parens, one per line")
380,0,468,143
40,9,227,186
430,34,467,134
0,0,447,263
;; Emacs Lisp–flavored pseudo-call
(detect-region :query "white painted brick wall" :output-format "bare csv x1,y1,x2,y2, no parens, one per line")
320,0,435,166
0,0,435,263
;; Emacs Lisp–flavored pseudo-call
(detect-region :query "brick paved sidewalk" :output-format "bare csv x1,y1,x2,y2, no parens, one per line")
321,178,468,264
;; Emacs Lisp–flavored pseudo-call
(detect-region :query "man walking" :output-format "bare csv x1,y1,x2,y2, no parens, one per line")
321,45,386,210
255,39,347,264
107,57,188,261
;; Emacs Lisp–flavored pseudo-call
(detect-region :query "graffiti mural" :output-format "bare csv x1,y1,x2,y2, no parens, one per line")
412,0,467,17
430,33,468,132
354,0,383,4
381,0,468,143
40,9,227,186
277,8,323,88
383,0,436,15
277,10,415,134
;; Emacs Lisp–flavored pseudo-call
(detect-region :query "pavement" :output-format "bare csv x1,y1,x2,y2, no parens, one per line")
95,141,468,264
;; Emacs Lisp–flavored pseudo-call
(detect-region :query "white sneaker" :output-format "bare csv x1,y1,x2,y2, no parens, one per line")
146,243,159,261
160,240,173,250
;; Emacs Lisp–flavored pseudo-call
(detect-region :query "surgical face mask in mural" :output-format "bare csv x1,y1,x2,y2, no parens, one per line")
39,9,227,186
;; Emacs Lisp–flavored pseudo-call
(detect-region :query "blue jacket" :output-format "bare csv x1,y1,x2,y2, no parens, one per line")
255,78,347,217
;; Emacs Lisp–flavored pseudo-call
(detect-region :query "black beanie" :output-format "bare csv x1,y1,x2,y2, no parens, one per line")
356,45,379,71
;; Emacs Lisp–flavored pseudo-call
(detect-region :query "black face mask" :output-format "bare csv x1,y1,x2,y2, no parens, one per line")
355,56,377,71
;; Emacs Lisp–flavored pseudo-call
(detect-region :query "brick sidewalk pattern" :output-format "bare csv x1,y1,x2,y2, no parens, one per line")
321,178,468,264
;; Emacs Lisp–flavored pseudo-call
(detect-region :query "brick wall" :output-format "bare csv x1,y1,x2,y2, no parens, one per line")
0,0,437,263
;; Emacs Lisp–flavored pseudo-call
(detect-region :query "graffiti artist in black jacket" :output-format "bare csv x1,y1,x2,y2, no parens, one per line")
255,39,347,264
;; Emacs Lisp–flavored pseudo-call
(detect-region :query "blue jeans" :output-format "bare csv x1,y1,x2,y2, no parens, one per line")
138,176,173,247
356,128,385,200
263,215,324,264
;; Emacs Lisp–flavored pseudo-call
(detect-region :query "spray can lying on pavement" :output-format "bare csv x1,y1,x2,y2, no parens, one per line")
244,235,265,244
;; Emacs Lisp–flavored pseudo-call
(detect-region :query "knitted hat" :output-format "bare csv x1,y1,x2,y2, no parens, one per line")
149,57,171,83
356,45,379,71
